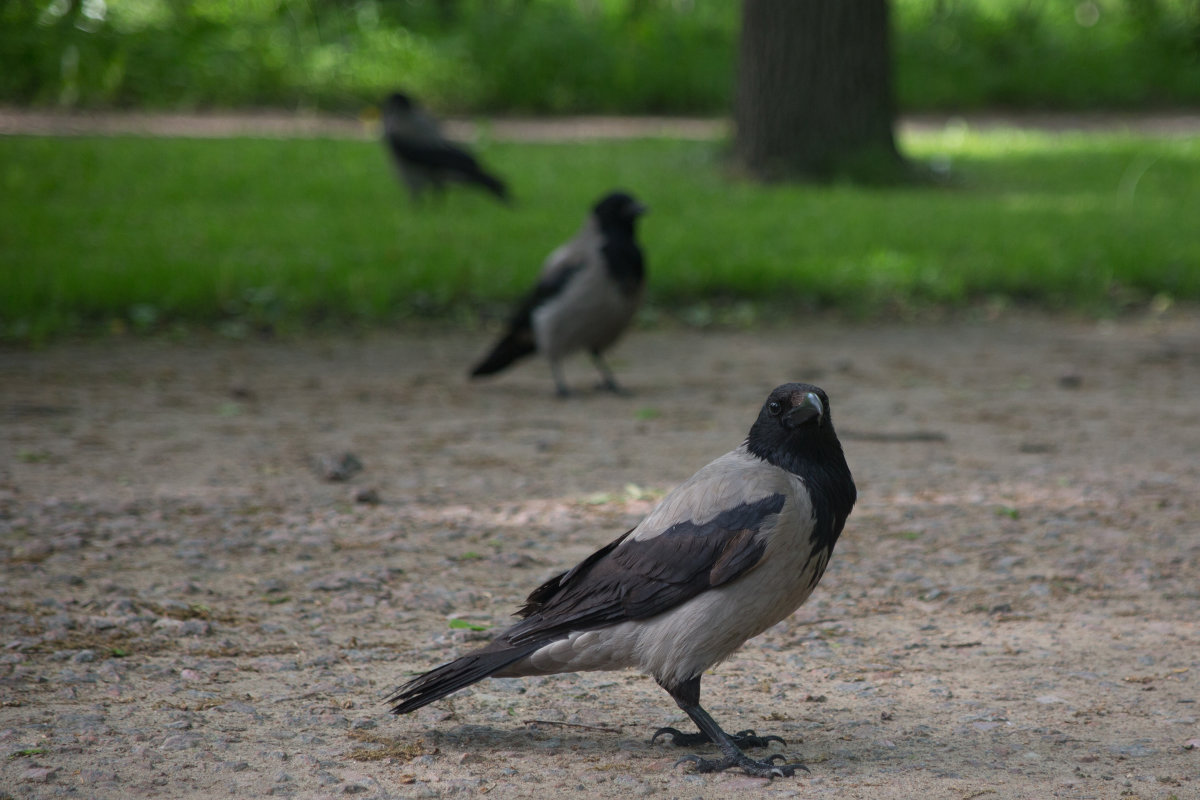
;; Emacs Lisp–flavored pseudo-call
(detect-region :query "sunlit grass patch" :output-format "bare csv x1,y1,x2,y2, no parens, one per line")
1,126,1196,342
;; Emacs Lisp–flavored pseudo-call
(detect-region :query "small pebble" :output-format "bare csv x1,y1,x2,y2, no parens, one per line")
314,453,363,482
23,766,59,783
353,487,381,504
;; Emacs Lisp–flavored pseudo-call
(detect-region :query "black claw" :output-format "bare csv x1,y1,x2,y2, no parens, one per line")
672,752,807,779
651,726,686,744
654,726,785,750
652,727,711,747
767,755,810,774
595,380,630,396
730,729,787,748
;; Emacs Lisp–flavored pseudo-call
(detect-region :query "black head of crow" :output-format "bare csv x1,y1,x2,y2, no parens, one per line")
746,384,855,554
388,383,855,779
384,92,414,112
591,190,647,236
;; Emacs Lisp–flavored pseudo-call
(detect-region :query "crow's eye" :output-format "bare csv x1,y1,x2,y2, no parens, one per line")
767,400,782,416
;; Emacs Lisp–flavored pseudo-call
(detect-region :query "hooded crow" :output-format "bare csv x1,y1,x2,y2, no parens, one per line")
381,92,509,203
388,383,857,778
469,191,647,396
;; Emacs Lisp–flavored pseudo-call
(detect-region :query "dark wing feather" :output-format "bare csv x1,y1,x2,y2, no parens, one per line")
518,527,634,616
387,138,508,200
387,137,484,174
469,260,587,377
505,493,786,645
525,259,587,313
499,258,588,337
386,639,539,714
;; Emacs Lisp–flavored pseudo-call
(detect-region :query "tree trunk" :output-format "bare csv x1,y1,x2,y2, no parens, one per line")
735,0,902,181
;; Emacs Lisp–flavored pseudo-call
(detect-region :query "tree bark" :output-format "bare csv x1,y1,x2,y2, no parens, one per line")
735,0,902,181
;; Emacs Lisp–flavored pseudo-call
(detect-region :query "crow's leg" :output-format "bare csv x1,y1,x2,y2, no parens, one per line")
590,350,628,395
549,360,571,398
399,168,424,204
431,177,447,204
660,677,806,779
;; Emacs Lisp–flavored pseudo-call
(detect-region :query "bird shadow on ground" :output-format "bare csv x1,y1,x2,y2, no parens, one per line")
406,721,626,749
373,719,840,764
379,713,952,780
362,724,927,786
466,379,653,401
353,721,673,765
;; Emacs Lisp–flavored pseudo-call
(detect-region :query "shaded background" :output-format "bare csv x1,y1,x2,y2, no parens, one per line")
4,0,1200,114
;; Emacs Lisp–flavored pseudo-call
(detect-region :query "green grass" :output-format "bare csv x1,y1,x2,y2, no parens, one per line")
2,127,1198,342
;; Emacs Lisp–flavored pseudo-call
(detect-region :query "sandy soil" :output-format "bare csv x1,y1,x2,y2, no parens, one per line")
2,314,1198,799
3,107,1199,140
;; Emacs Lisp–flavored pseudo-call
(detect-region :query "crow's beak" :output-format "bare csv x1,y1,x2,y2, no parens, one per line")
630,202,648,217
784,391,824,428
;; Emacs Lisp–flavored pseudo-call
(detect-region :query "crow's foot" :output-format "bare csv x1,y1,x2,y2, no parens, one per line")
651,726,705,747
652,727,785,749
674,751,808,779
594,379,630,396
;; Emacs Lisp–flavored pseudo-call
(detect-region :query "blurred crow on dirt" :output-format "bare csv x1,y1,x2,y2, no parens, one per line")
389,383,857,778
469,190,647,396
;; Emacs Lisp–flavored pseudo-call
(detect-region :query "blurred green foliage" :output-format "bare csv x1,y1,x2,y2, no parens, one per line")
2,0,1198,113
895,0,1200,109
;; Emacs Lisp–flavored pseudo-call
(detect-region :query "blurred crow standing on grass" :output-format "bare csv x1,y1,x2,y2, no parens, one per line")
470,191,647,396
381,92,509,204
389,383,857,778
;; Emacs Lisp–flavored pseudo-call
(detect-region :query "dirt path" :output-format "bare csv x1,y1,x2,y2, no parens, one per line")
3,107,1199,140
2,314,1198,799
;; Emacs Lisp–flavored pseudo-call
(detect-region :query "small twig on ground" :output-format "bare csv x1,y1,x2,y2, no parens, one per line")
523,719,622,733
